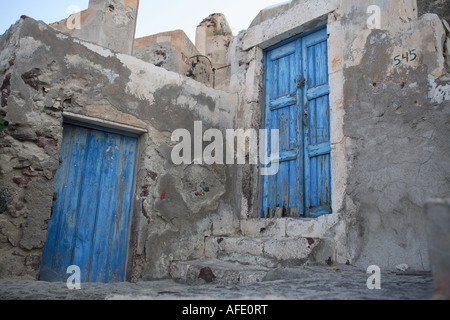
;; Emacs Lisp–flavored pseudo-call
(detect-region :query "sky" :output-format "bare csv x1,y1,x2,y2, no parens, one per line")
0,0,290,43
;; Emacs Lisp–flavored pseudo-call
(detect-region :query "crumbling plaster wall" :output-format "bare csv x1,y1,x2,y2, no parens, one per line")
226,0,348,267
229,0,450,270
340,0,450,270
1,0,449,281
133,30,212,87
51,0,139,55
0,17,238,280
196,14,234,91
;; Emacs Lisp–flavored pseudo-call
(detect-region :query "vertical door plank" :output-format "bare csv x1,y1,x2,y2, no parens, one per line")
303,28,332,218
88,133,121,282
107,135,138,281
72,129,107,281
54,126,89,280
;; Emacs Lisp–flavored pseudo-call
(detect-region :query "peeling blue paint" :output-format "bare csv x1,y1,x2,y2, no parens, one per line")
40,123,138,283
262,27,331,218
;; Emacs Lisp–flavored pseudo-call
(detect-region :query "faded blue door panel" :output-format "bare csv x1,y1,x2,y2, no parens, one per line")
302,28,332,218
262,27,331,218
40,123,138,283
262,39,303,218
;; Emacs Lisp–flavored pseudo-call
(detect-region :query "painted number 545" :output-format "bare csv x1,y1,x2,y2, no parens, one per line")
394,50,417,66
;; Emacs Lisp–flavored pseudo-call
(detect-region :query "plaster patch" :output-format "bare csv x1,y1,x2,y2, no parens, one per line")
117,53,181,102
64,54,119,84
344,30,371,69
428,76,450,104
107,0,136,25
176,95,197,110
56,33,69,41
77,40,115,58
17,37,50,60
85,104,147,128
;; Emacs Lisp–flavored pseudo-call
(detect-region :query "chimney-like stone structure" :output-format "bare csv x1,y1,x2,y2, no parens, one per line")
51,0,139,55
196,13,233,90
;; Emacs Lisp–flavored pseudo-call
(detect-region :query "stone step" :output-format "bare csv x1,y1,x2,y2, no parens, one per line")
205,236,319,269
170,259,270,285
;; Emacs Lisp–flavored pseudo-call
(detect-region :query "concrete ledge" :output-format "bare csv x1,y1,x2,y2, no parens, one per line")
63,112,148,134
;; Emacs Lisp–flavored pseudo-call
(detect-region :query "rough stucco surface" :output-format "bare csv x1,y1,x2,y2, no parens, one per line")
133,31,212,87
51,0,139,55
417,0,450,21
426,198,450,299
0,17,237,280
341,10,450,269
230,0,450,272
1,0,450,283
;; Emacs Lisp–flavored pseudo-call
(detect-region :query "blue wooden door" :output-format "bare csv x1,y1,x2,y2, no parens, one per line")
40,123,138,283
262,27,331,218
302,28,332,218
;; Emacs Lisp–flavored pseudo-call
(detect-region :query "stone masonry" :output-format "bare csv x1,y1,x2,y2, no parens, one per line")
0,0,448,295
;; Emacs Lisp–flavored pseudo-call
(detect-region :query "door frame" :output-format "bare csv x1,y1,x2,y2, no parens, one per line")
258,25,330,219
65,118,141,281
42,113,145,282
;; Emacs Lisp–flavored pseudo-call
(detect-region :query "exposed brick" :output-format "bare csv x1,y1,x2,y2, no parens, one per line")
13,177,33,188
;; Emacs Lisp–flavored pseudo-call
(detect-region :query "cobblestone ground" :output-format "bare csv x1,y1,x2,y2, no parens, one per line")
0,266,434,300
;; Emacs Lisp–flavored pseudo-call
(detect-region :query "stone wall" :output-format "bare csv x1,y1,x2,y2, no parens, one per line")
132,13,234,90
340,1,449,270
0,17,237,280
196,14,234,91
228,0,450,270
0,0,449,281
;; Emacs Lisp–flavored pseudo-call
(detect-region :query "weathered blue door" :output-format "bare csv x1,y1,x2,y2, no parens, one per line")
262,27,331,218
40,122,138,283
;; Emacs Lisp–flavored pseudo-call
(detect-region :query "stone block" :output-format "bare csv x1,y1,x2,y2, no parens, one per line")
205,236,318,268
0,187,16,214
211,205,240,236
286,215,338,238
264,238,316,261
240,219,286,238
205,236,264,259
